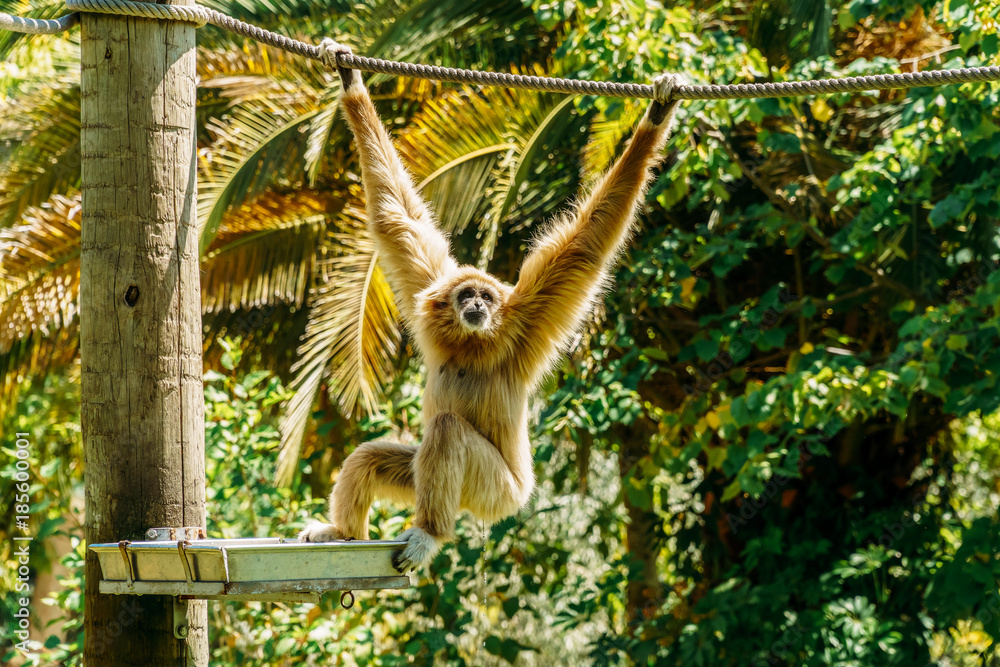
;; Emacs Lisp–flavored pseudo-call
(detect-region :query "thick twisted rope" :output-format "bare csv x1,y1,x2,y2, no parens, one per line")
2,0,999,100
0,11,78,34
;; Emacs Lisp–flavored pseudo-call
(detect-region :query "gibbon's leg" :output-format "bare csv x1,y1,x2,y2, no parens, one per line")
298,441,416,542
393,412,520,573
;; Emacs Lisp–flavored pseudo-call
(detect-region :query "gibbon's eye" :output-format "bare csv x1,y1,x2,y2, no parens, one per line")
481,291,493,304
458,287,476,302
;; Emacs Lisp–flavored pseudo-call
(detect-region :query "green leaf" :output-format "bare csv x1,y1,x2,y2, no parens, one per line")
502,597,520,618
945,334,968,351
929,194,966,227
730,397,750,427
484,636,503,656
759,327,788,350
695,337,720,362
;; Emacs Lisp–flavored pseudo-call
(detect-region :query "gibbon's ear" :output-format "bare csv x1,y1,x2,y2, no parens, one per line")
318,38,359,89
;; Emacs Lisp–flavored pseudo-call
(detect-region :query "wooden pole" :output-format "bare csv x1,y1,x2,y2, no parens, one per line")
79,2,208,664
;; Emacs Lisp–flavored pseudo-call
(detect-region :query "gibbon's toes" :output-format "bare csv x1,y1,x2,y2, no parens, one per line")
651,73,680,103
392,527,440,573
297,521,345,543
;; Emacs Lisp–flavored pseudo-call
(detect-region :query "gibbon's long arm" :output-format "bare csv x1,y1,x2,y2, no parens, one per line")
508,81,681,381
336,63,458,322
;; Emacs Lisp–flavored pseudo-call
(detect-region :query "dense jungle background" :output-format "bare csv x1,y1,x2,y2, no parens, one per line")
3,0,1000,664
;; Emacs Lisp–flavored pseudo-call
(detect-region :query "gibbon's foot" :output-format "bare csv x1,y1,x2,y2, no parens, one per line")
392,527,441,573
317,38,358,87
297,521,345,543
648,73,682,126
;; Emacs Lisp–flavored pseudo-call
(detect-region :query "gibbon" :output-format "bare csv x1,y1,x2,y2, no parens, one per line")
301,41,682,573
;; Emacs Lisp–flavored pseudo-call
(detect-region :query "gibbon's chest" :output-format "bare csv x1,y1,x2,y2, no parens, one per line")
424,361,523,440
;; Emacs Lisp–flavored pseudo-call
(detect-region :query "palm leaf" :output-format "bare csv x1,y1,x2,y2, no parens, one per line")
201,190,332,312
0,85,81,228
396,68,578,267
581,98,645,176
304,84,343,186
0,193,82,410
197,97,320,255
0,0,74,58
358,0,536,86
276,204,401,484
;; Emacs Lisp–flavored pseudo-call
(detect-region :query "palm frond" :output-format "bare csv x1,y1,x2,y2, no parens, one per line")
359,0,537,85
275,355,325,485
199,0,337,24
0,85,81,228
304,84,343,185
197,43,330,106
277,204,401,484
581,98,645,176
396,67,578,267
202,190,333,312
0,327,79,414
197,96,320,255
0,193,81,351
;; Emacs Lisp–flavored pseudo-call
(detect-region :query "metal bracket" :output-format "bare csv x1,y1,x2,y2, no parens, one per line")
147,526,205,541
172,597,189,639
117,541,134,586
177,540,194,583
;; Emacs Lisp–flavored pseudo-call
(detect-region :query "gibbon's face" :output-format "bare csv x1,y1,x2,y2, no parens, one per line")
454,282,499,333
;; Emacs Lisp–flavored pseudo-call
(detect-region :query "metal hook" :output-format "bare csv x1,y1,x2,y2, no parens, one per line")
340,590,355,610
118,540,134,585
177,540,194,584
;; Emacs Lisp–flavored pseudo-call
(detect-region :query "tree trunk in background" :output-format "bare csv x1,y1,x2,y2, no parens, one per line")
80,4,207,665
616,420,664,629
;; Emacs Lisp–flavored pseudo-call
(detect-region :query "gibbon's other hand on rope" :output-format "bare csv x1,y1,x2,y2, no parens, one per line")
301,39,681,573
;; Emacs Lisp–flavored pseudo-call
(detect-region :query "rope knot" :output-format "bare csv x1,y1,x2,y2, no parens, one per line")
651,73,682,103
318,37,353,70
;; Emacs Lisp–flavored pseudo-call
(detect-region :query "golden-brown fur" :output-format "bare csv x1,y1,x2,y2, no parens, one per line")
300,55,680,572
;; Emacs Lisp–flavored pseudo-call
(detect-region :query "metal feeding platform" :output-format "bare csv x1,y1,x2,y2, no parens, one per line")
90,528,410,605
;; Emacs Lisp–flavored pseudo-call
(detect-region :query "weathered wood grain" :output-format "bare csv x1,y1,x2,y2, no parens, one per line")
79,2,207,663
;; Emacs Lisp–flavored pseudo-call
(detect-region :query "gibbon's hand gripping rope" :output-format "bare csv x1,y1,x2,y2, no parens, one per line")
2,0,1000,99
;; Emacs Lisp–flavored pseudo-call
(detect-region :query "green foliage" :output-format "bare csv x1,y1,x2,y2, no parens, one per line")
0,373,83,664
4,0,1000,665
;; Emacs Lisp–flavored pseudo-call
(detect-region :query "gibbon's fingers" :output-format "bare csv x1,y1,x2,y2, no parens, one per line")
317,38,357,87
646,72,683,127
646,74,683,127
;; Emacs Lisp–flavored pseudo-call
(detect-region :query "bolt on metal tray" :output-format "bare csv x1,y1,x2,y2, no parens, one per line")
90,536,410,603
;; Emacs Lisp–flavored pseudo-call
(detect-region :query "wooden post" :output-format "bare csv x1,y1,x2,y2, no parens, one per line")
79,2,207,664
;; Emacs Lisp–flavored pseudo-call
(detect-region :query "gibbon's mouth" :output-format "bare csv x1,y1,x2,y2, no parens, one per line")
462,310,487,330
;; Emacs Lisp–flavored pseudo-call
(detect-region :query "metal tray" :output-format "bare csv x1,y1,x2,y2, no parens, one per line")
91,538,410,602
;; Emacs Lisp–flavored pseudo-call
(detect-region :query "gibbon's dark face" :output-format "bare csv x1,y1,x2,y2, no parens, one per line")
454,283,498,333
